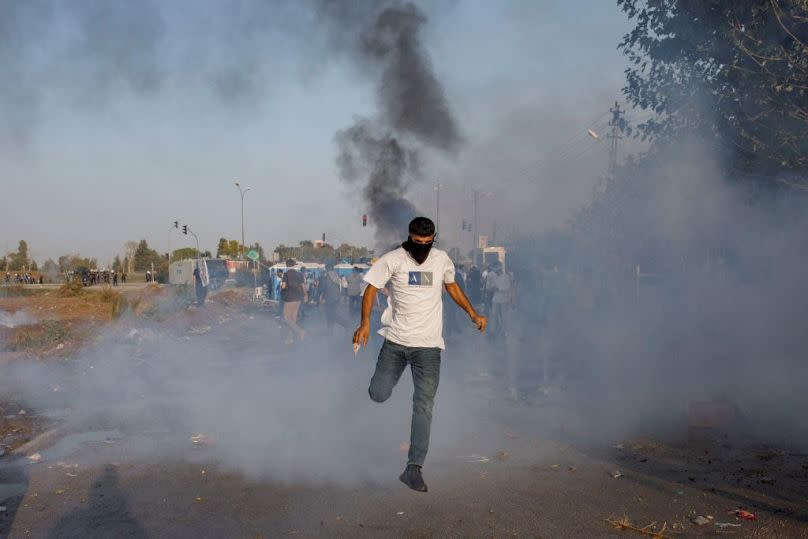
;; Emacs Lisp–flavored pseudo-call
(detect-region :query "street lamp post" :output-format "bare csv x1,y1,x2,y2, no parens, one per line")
234,182,251,260
434,181,441,240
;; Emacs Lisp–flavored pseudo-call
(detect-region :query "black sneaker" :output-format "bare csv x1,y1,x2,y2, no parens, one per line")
399,464,428,492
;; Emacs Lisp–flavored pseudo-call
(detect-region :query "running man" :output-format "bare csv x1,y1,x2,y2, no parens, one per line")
353,217,487,492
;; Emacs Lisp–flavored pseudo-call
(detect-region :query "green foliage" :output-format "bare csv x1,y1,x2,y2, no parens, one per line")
58,254,96,273
216,238,242,258
273,241,370,263
112,256,123,273
172,248,198,261
6,240,32,271
5,321,71,352
133,239,163,272
618,0,808,178
99,288,127,318
58,280,85,297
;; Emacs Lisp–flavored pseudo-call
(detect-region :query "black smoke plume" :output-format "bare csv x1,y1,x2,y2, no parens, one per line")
318,1,462,245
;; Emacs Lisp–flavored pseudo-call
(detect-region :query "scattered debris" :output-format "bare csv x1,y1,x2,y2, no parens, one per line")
496,450,510,462
549,464,560,470
691,516,711,526
56,462,78,469
606,516,673,538
55,489,65,495
613,444,625,450
336,516,344,522
729,509,757,521
195,497,204,503
66,473,78,478
191,434,211,447
396,511,405,516
568,465,576,472
27,453,42,464
18,410,26,415
759,476,775,484
715,522,741,529
460,454,490,463
188,326,212,336
609,470,624,479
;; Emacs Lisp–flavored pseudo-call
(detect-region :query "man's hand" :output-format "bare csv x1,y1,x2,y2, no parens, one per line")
353,323,371,347
471,314,487,332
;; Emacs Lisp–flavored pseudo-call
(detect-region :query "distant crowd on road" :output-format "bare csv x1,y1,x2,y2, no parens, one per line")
3,272,43,285
61,269,129,287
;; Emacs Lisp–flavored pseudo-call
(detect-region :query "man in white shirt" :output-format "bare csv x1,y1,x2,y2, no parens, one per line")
353,217,487,492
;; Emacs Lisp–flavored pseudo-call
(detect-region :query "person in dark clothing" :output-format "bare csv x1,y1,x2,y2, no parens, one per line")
192,267,207,307
281,259,306,343
467,265,482,306
322,261,350,335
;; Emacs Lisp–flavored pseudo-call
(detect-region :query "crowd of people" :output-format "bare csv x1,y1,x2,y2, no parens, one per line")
82,269,126,286
3,272,43,285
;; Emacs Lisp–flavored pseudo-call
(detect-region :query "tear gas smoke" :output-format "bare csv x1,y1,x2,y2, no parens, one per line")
319,0,462,245
0,311,35,328
0,314,498,485
0,0,312,146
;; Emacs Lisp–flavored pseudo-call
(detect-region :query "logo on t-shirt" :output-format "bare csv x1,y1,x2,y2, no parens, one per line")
408,271,433,286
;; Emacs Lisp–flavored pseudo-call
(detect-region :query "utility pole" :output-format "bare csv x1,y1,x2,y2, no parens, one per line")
607,101,625,174
435,181,441,238
234,182,251,260
472,189,479,266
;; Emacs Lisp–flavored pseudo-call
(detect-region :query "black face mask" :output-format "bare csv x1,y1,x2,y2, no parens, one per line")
402,237,433,264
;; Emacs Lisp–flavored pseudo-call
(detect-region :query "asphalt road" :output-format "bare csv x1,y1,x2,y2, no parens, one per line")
0,305,806,538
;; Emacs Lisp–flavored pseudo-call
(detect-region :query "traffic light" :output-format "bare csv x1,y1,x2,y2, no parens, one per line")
174,221,179,229
182,225,188,235
362,214,368,227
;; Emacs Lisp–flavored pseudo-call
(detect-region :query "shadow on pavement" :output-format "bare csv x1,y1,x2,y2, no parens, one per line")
0,459,30,539
48,465,146,539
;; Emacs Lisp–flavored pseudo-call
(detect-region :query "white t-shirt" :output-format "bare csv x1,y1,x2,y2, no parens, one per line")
485,271,512,304
364,246,455,349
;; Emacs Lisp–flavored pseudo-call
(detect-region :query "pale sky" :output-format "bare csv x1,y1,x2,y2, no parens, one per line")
0,1,634,264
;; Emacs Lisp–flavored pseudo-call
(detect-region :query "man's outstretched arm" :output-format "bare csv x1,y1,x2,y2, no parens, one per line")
445,282,487,332
353,284,379,346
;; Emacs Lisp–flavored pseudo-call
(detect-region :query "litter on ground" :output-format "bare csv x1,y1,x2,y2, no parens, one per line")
691,516,710,526
27,453,43,464
606,516,674,538
610,470,624,479
729,509,757,521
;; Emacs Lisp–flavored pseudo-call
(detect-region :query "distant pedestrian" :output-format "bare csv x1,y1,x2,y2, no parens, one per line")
281,260,306,344
485,261,512,340
193,266,208,307
347,266,364,314
467,265,482,305
322,262,350,335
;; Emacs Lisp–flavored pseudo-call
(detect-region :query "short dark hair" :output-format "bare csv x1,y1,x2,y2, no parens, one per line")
409,217,435,237
286,259,296,267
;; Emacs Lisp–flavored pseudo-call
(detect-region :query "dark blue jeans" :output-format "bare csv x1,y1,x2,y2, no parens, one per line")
369,339,441,467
